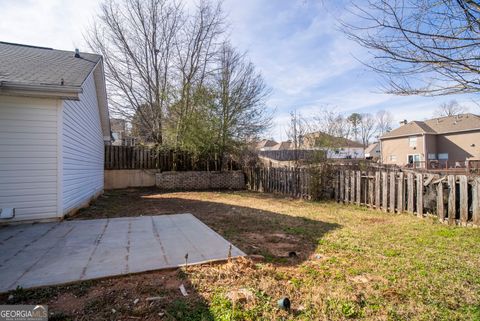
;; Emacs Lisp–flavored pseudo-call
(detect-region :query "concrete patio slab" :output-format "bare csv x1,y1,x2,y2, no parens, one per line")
0,214,244,292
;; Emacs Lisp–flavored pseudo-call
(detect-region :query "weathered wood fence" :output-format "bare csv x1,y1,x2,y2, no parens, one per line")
334,169,480,226
105,145,239,171
258,149,323,161
245,166,480,226
245,167,312,198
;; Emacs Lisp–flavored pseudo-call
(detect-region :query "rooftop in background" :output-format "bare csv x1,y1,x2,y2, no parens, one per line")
302,132,364,149
256,139,278,150
381,113,480,139
0,41,101,89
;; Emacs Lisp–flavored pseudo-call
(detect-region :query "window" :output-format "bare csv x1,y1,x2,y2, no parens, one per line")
389,155,397,162
428,153,437,160
438,153,449,160
408,136,417,147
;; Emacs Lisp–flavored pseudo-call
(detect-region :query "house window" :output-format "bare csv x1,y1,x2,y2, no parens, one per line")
408,136,417,147
428,153,437,160
389,155,397,162
438,153,449,160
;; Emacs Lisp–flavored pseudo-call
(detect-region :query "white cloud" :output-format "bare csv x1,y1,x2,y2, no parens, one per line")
0,0,100,51
1,0,478,142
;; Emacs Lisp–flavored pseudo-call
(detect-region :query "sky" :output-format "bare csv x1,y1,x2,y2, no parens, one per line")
1,0,478,141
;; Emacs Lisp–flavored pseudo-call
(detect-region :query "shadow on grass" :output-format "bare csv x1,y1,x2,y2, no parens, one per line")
72,188,341,265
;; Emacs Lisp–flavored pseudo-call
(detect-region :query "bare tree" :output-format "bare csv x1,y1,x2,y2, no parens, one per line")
286,110,309,165
86,0,224,146
313,106,351,139
359,113,376,147
169,1,225,149
347,112,362,142
286,110,309,150
375,109,393,136
210,43,271,168
343,0,480,96
434,100,468,117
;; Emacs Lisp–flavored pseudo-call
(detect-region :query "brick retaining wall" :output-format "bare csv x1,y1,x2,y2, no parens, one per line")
156,171,245,190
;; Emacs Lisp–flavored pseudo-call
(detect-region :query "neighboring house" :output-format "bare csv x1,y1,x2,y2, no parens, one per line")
256,139,278,151
301,132,365,159
365,142,380,160
271,141,293,151
0,42,111,222
111,118,136,146
380,114,480,168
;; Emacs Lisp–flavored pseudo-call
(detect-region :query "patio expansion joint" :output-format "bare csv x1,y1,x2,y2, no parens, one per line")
124,221,132,274
80,219,110,280
151,216,170,265
0,228,24,246
8,225,75,290
0,223,59,268
168,215,208,262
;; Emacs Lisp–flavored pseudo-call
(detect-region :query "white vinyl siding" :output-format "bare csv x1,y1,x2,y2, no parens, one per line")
0,96,59,221
62,73,104,214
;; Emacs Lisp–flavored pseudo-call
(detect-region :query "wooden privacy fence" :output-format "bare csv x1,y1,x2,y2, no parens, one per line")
334,169,480,226
244,165,480,226
245,166,312,198
105,145,239,171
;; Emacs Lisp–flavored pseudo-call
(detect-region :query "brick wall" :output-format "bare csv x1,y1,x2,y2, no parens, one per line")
156,171,245,190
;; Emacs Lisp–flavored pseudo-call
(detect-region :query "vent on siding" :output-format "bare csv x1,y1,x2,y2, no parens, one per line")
0,208,15,219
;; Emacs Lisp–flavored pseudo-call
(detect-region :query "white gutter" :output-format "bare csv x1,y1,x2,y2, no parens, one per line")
0,81,82,100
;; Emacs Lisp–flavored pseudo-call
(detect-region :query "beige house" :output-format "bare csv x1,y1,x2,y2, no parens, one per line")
380,114,480,168
364,142,380,160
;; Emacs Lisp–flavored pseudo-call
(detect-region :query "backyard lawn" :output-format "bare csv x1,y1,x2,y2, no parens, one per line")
1,189,479,320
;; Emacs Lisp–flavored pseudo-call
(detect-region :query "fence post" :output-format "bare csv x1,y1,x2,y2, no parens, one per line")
448,175,456,225
375,171,381,209
473,177,480,226
416,173,424,217
389,171,396,213
382,171,388,212
368,171,374,207
459,175,468,225
356,171,361,206
339,170,345,202
344,170,350,203
397,172,404,213
407,173,414,213
350,170,355,204
437,181,445,222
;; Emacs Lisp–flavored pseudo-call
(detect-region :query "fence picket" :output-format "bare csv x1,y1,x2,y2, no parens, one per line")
375,172,381,209
416,173,424,217
389,172,395,213
407,173,414,213
448,175,456,225
356,171,361,205
397,172,404,213
473,178,480,226
382,172,388,212
435,183,444,224
459,175,468,225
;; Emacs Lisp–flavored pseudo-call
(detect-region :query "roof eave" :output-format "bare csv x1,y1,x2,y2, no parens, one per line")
0,82,82,100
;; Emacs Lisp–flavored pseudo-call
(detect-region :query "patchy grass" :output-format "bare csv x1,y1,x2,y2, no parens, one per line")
1,189,480,320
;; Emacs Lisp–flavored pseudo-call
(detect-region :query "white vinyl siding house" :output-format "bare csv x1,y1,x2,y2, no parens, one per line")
0,42,111,223
0,96,60,221
62,73,105,213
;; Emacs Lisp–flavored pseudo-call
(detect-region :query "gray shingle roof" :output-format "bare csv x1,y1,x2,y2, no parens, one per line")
381,113,480,139
0,41,101,88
